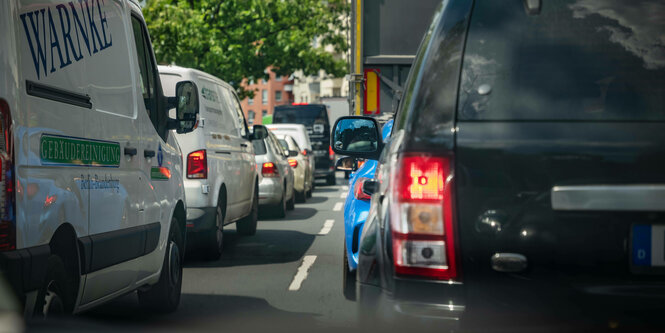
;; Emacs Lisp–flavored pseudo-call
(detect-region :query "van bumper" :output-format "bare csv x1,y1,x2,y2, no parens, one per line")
185,207,217,233
0,245,50,302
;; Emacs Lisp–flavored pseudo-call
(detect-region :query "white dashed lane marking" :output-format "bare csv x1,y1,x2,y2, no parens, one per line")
340,191,348,199
333,202,343,211
342,185,349,191
288,255,317,291
318,219,335,235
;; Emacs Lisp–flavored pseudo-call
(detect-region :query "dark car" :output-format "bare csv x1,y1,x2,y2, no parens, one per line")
273,104,336,185
332,0,665,330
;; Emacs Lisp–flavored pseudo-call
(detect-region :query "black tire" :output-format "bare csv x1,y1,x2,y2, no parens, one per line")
203,196,225,260
286,190,295,210
272,189,287,218
295,190,306,203
343,242,356,301
35,256,74,318
327,173,336,186
138,217,183,313
238,186,258,235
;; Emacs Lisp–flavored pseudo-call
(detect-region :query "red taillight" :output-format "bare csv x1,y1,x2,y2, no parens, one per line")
301,150,307,156
262,162,279,177
391,154,457,280
187,150,207,179
329,146,334,160
354,177,371,201
357,159,366,169
288,159,298,168
0,99,15,252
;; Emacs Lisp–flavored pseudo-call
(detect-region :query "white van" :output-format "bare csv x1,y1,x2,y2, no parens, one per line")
266,124,315,197
159,65,259,260
0,0,200,316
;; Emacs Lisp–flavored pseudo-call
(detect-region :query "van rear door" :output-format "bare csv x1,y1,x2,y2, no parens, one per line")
454,0,665,316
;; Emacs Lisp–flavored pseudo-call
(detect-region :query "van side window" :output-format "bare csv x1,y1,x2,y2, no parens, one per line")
131,16,163,137
230,92,249,138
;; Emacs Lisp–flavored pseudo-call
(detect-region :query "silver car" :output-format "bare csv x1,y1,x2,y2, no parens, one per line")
253,130,295,218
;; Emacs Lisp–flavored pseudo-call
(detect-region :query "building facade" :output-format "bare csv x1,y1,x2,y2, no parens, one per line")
240,69,294,125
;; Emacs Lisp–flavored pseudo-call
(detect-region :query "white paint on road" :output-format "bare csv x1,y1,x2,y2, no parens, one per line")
318,219,335,235
333,202,343,211
342,185,349,191
340,191,348,199
288,255,317,291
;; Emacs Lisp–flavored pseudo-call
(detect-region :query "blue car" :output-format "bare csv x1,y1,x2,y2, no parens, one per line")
342,120,393,299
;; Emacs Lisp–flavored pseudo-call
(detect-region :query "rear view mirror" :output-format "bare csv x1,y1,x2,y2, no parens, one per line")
288,150,299,157
168,81,199,134
331,116,382,160
335,156,357,171
251,125,268,141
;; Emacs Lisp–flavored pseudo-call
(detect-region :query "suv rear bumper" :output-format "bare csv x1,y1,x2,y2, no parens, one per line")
185,207,217,233
0,245,50,302
358,281,463,330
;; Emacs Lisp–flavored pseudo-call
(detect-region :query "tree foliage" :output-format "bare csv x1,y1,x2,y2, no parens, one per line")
143,0,349,97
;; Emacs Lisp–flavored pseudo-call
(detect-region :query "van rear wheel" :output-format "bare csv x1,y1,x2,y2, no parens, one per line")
203,201,224,260
138,217,183,313
35,256,74,317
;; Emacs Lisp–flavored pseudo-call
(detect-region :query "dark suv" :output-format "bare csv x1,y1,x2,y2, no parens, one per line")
273,104,336,185
332,0,665,330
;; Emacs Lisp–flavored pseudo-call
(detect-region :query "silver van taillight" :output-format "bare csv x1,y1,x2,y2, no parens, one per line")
0,100,15,251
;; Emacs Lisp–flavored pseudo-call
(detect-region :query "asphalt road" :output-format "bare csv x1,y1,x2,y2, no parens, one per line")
32,175,356,332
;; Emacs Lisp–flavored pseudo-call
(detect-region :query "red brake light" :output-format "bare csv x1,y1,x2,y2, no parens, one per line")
262,162,279,177
354,177,371,201
0,99,15,251
288,159,298,168
187,150,207,179
391,154,457,280
329,146,334,160
301,150,307,156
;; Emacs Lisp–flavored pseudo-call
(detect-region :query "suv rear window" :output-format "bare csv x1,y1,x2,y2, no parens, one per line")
273,106,329,127
458,0,665,121
252,140,267,155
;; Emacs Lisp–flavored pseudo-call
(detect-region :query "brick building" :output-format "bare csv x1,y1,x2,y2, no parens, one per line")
240,69,294,125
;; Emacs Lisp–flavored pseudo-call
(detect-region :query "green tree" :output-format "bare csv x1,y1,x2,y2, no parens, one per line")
143,0,349,97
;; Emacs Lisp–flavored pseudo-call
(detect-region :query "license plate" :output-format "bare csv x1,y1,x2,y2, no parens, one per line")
631,224,665,271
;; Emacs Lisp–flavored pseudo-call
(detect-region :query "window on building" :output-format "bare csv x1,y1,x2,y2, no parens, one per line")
262,110,268,118
262,90,268,104
275,76,283,82
248,97,254,105
248,110,255,125
275,91,282,102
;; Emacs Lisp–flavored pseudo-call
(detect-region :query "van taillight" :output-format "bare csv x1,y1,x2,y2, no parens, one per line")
328,146,334,160
262,162,279,177
187,150,207,179
0,100,15,251
288,159,298,168
390,154,457,280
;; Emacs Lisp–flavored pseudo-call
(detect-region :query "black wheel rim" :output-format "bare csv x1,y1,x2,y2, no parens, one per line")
168,241,181,290
43,280,64,317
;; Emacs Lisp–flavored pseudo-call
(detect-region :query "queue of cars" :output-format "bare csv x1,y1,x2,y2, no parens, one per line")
333,0,665,330
0,0,323,318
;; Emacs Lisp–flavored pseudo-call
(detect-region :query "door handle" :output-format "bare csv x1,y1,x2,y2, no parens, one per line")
144,149,156,158
124,147,137,156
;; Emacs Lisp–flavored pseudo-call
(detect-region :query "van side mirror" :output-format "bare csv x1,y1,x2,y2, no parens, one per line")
168,81,199,134
335,156,357,171
331,116,383,160
251,125,268,141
